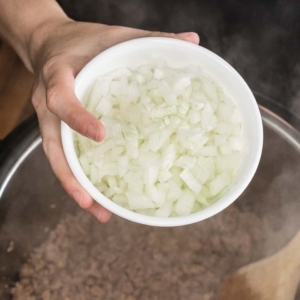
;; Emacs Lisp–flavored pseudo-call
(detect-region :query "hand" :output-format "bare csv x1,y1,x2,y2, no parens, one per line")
31,20,199,222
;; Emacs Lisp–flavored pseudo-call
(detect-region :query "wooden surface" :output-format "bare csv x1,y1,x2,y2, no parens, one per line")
0,41,35,139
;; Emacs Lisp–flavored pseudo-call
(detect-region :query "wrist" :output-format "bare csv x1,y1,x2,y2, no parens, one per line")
27,16,73,73
0,0,71,73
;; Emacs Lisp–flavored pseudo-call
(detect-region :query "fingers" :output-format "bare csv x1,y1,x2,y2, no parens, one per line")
86,202,112,223
32,82,112,223
174,32,200,44
42,64,105,142
108,26,200,46
149,31,200,45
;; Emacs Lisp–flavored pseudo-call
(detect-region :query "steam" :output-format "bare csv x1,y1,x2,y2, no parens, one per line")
57,0,300,120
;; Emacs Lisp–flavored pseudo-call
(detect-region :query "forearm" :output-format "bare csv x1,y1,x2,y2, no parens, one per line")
0,0,69,72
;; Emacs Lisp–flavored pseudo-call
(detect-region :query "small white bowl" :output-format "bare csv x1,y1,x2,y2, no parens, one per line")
61,37,263,227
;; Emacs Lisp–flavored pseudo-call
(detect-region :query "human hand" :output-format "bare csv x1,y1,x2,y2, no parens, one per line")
31,20,199,222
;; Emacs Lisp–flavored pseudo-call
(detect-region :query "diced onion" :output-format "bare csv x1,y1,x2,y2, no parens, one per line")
75,59,244,217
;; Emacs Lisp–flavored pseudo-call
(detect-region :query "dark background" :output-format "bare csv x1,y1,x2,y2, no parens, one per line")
57,0,300,116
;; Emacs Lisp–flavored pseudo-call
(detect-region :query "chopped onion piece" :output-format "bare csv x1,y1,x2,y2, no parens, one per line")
198,146,218,157
79,155,90,176
90,164,98,184
175,190,195,216
127,193,155,209
158,170,172,183
209,173,230,196
196,194,209,206
112,194,128,205
153,68,165,80
219,144,233,156
155,202,172,217
229,136,243,151
180,169,202,195
107,67,132,79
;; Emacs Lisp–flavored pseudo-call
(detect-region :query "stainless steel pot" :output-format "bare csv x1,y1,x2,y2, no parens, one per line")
1,94,300,299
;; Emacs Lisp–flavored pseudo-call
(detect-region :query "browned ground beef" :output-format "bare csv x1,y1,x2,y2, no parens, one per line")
10,205,267,300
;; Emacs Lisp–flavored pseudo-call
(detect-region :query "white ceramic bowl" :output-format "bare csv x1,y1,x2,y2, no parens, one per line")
61,37,263,227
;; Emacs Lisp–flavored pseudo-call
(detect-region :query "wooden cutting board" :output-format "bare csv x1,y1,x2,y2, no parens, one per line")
0,41,34,139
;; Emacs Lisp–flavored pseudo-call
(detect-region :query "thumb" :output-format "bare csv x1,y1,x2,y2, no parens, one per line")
110,27,200,46
43,64,105,142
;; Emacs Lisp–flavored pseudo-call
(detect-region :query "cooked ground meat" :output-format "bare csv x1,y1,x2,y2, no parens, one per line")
11,205,266,300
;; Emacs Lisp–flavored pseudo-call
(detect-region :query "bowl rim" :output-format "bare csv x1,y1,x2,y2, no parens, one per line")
61,37,263,227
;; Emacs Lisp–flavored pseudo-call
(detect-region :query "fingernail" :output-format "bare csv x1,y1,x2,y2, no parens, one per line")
177,32,192,37
97,209,102,221
73,191,83,206
85,124,99,141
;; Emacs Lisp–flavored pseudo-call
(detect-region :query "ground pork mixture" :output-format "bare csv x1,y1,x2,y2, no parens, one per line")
10,204,267,300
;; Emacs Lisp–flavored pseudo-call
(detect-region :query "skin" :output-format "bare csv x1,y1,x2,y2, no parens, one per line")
0,0,199,222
